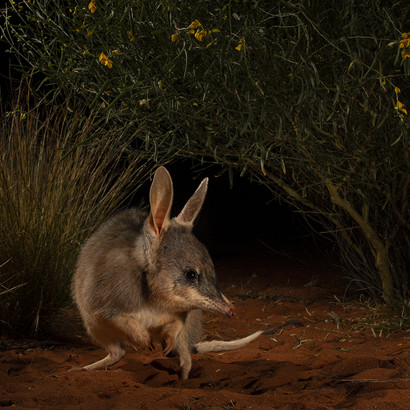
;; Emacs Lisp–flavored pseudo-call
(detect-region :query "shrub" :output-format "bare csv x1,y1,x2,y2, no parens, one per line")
0,87,153,336
1,0,409,302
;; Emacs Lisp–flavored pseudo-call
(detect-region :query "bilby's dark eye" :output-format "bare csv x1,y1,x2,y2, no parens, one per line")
185,269,198,281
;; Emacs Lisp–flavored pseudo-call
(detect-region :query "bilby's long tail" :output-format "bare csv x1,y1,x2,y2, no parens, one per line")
193,330,263,354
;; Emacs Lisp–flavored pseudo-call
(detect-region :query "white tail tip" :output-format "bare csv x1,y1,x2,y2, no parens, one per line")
194,330,263,354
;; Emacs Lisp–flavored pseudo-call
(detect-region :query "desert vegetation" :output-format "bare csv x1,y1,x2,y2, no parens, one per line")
0,0,409,336
0,88,153,335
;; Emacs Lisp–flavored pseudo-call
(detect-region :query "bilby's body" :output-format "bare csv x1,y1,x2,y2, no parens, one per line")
72,167,261,379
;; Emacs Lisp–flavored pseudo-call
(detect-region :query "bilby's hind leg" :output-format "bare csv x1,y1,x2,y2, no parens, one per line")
83,344,125,370
72,314,152,371
113,314,154,349
70,343,125,371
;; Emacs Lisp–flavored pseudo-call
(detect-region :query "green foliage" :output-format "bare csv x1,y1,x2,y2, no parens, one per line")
1,0,409,302
0,88,153,336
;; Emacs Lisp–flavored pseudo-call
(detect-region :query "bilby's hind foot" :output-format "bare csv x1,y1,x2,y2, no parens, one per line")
79,344,125,371
68,366,86,372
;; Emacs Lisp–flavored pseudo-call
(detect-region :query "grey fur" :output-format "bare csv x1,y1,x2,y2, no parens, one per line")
71,166,262,379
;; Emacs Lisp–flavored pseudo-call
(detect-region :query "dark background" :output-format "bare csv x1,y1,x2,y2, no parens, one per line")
130,162,322,261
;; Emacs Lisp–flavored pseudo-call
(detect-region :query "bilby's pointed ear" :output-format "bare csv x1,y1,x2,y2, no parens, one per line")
175,178,208,227
148,166,173,237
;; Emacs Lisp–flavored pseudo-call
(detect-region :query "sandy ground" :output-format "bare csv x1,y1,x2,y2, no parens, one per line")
1,245,409,409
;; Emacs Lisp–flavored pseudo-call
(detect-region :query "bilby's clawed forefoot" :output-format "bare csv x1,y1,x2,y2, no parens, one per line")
71,166,262,379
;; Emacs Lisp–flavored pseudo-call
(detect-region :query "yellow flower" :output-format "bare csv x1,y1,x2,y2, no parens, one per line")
194,30,207,42
395,87,401,94
129,31,136,42
400,32,410,48
112,49,120,55
400,39,410,48
88,0,96,13
188,19,202,29
401,48,410,60
235,38,244,51
400,32,410,60
394,100,408,116
171,33,184,42
99,52,113,68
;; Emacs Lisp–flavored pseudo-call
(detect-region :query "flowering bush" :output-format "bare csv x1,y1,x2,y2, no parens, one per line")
1,0,409,303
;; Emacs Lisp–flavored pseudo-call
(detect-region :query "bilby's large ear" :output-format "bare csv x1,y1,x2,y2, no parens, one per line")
175,178,208,227
148,166,173,237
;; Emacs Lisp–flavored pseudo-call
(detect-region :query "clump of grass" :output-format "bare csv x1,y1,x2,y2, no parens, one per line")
350,301,410,335
0,87,153,337
333,296,410,335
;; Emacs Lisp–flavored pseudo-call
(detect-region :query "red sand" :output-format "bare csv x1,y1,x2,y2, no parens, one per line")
1,246,409,409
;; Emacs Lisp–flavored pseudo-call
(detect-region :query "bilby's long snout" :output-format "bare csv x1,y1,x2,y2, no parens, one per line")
221,292,236,317
208,291,235,318
195,274,237,317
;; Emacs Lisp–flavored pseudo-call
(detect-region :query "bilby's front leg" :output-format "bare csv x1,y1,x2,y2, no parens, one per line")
178,342,192,380
161,319,183,356
172,321,193,380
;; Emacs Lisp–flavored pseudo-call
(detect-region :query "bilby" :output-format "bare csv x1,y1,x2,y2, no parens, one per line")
71,166,262,379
